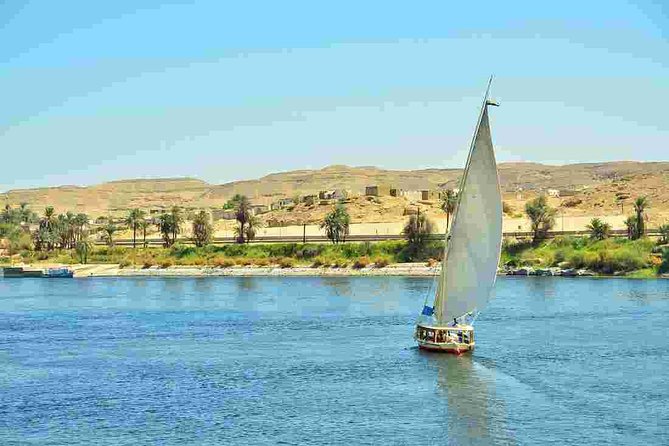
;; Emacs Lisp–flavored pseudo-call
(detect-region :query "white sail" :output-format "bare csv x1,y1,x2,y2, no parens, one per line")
433,100,502,324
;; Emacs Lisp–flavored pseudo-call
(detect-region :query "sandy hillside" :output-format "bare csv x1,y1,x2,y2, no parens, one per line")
2,162,669,227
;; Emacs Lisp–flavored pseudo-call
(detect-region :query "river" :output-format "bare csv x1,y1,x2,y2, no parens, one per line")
0,276,667,445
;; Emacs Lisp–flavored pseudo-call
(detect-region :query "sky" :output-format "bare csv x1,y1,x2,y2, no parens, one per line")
1,0,668,191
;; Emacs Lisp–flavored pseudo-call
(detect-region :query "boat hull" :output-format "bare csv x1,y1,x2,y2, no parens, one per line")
414,323,475,354
416,339,474,354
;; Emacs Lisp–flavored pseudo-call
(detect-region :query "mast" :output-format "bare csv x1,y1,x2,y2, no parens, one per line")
432,76,501,325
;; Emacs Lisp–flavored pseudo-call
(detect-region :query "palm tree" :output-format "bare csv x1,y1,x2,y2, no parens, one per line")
658,223,669,245
624,216,638,240
525,196,557,243
441,189,458,230
170,206,183,245
139,219,150,248
41,206,55,229
402,212,434,257
125,209,146,248
157,213,175,247
19,203,31,223
244,214,263,243
75,234,92,264
99,222,118,247
1,204,11,223
43,206,55,220
74,213,89,243
191,210,213,247
54,214,70,249
64,211,76,248
633,197,648,239
320,204,350,244
234,196,251,243
34,226,57,252
586,218,611,241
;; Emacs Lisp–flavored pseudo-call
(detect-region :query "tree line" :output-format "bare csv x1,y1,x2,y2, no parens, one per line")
0,194,272,255
3,189,668,261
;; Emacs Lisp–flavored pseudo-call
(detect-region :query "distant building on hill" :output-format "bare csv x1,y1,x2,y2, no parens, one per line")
319,189,348,200
420,190,438,201
303,194,318,206
271,198,295,210
400,190,422,202
396,189,438,202
249,204,270,215
547,189,560,198
365,185,392,197
211,209,237,220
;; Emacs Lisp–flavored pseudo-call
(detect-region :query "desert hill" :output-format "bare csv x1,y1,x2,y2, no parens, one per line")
2,162,669,226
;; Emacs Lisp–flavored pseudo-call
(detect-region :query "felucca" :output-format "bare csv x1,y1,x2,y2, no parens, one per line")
415,78,502,354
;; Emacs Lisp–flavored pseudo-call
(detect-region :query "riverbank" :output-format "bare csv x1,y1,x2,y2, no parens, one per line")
6,262,668,278
3,236,668,278
8,262,405,278
63,263,440,277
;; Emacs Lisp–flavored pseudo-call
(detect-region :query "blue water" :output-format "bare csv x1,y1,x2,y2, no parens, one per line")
0,276,667,445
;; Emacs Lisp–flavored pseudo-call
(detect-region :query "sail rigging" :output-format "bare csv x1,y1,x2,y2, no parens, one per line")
432,81,503,325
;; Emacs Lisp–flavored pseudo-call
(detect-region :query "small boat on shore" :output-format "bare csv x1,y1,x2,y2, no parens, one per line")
43,267,74,278
415,77,503,354
1,267,45,278
1,266,74,278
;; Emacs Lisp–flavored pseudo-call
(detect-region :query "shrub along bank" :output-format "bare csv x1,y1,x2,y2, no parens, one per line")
3,237,668,276
502,236,666,275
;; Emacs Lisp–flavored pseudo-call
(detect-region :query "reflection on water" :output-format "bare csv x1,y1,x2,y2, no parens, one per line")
235,276,258,292
524,276,558,299
192,277,214,294
321,276,354,296
161,277,185,295
426,352,514,445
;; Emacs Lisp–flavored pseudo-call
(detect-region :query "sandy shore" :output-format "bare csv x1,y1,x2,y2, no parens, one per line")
65,263,439,278
11,263,667,278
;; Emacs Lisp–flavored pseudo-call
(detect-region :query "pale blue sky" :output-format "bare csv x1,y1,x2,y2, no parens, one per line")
1,0,668,191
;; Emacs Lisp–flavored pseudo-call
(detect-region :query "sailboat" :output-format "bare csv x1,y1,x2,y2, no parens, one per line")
415,78,502,353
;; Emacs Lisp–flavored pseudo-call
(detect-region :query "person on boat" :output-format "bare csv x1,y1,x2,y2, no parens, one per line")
453,317,458,326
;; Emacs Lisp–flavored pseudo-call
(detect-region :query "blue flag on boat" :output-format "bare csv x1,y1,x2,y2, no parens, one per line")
421,305,434,316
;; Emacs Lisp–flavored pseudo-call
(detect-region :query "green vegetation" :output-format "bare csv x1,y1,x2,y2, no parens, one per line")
75,238,92,264
622,196,649,241
156,207,183,247
191,210,213,247
586,218,611,241
659,224,669,245
501,236,658,275
659,248,669,275
2,195,669,277
633,196,648,239
402,212,434,261
4,231,669,276
321,204,350,244
440,189,458,229
525,195,556,243
98,221,118,247
624,215,638,240
125,208,146,248
232,195,251,243
222,193,244,210
7,238,447,269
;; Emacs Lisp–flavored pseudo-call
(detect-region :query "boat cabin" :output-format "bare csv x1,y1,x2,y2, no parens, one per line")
415,325,474,345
